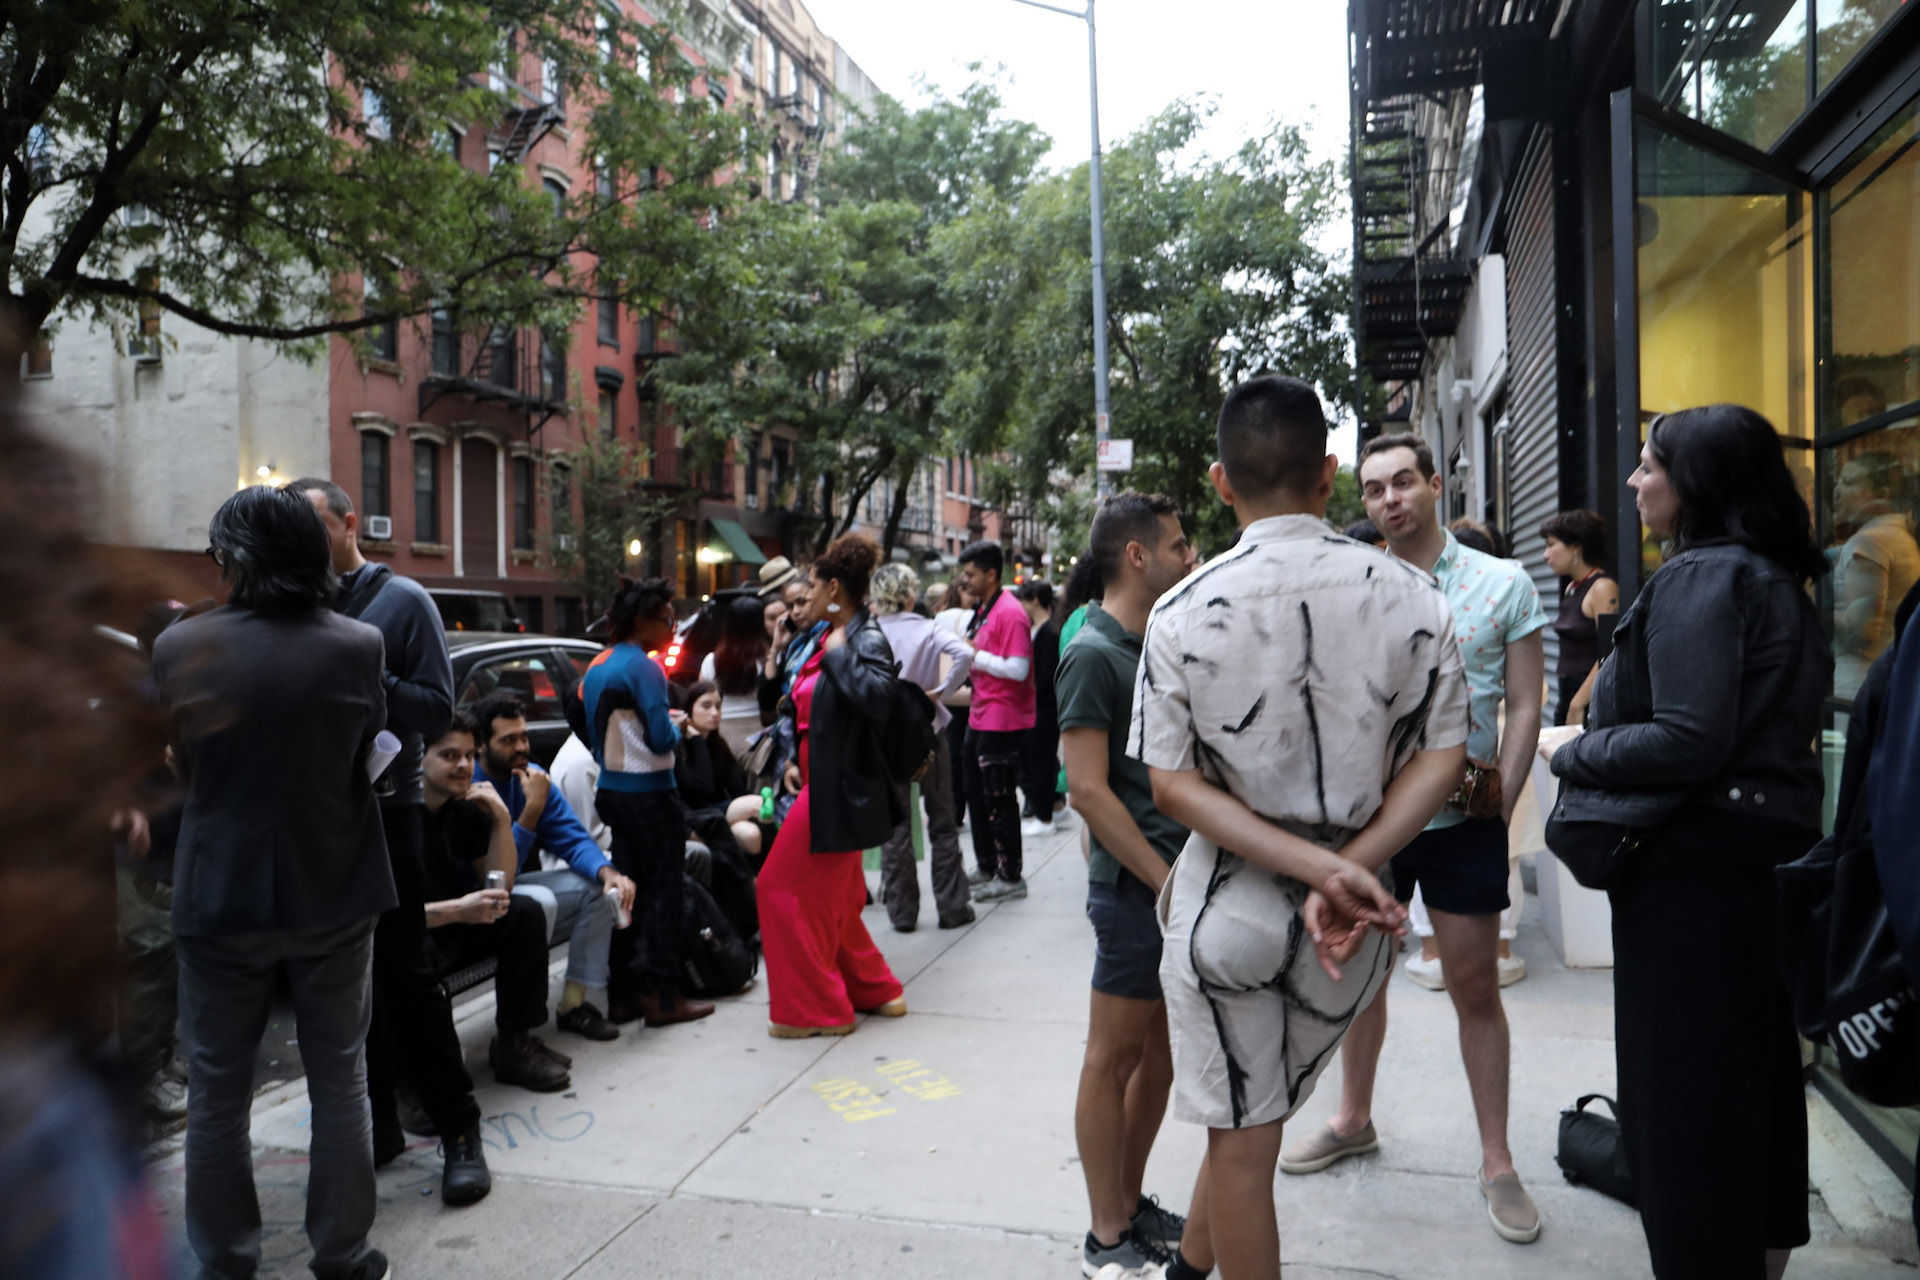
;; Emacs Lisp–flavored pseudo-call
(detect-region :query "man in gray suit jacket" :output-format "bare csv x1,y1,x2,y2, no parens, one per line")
154,485,396,1280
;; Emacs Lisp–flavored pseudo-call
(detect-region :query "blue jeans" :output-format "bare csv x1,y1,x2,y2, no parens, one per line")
513,867,616,991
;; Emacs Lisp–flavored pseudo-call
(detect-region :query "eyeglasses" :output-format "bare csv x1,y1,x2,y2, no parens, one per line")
203,546,225,567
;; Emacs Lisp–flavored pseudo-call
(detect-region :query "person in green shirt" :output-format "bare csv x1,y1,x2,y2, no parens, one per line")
1059,493,1200,1277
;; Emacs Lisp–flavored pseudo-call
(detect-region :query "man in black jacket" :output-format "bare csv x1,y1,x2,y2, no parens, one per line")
293,478,490,1207
156,486,396,1280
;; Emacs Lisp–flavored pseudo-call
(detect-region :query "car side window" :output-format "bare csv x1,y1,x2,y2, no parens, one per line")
459,654,566,723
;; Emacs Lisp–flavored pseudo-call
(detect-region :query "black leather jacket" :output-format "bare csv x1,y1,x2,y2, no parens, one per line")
1551,543,1831,832
806,610,905,853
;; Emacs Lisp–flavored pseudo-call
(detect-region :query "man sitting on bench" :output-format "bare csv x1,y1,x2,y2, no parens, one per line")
468,693,635,1037
422,714,574,1092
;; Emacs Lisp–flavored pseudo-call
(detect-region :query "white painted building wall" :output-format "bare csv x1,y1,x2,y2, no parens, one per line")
18,313,331,551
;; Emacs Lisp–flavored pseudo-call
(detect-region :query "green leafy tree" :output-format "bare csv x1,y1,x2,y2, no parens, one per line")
1328,465,1366,529
942,102,1356,552
654,78,1048,553
549,430,677,618
2,0,755,353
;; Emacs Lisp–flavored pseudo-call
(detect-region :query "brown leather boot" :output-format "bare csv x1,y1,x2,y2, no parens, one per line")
638,991,716,1026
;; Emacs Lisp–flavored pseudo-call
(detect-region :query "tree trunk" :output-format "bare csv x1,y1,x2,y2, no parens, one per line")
880,463,913,554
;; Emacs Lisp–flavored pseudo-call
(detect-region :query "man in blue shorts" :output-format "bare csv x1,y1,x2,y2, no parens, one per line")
1061,493,1196,1277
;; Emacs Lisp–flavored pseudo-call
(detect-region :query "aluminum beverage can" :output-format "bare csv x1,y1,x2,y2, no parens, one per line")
606,883,632,929
485,870,507,891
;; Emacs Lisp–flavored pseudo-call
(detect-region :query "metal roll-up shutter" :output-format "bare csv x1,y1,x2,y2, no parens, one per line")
1504,127,1563,708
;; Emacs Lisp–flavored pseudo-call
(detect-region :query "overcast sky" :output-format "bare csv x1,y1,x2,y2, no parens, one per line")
803,0,1360,457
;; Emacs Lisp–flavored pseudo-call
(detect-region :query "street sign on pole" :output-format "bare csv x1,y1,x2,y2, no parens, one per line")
1097,438,1134,472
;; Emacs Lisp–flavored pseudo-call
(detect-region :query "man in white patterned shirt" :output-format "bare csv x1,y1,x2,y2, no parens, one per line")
1130,375,1469,1280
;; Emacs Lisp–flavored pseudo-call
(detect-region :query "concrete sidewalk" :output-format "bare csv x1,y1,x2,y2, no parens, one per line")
153,818,1917,1278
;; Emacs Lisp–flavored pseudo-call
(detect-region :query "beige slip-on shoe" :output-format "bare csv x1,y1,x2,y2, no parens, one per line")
1278,1120,1380,1174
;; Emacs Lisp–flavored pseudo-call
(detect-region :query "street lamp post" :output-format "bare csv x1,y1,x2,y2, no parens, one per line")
1009,0,1112,501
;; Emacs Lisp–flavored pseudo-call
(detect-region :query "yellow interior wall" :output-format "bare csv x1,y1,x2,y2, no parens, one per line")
1637,193,1811,436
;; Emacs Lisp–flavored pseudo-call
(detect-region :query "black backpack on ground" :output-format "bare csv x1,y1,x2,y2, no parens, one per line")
680,873,757,998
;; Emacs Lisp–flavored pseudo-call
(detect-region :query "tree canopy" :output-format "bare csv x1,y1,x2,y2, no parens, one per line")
2,0,753,350
941,101,1356,553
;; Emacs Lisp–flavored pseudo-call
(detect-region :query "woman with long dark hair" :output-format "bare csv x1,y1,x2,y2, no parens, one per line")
754,535,906,1037
1542,404,1829,1280
701,595,771,755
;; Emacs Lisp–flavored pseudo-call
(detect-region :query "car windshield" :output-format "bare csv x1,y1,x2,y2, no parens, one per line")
436,594,519,632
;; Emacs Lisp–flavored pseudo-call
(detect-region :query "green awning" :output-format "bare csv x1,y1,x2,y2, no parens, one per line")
709,517,767,565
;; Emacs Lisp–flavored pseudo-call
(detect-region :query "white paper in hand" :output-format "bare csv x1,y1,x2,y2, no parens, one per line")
366,730,403,782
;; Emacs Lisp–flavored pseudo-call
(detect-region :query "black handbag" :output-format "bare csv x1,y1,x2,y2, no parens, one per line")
1555,1094,1635,1207
1542,805,1641,892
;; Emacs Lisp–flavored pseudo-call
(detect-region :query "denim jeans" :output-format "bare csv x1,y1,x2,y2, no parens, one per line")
513,867,616,992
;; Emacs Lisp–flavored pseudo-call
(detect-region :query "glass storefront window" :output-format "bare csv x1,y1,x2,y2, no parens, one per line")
1635,119,1814,436
1652,0,1812,151
1819,96,1920,701
1818,0,1906,91
1825,97,1920,424
1824,419,1920,699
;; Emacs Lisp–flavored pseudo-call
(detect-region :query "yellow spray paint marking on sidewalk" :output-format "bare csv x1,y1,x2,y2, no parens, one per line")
874,1058,964,1102
809,1060,965,1122
809,1077,897,1122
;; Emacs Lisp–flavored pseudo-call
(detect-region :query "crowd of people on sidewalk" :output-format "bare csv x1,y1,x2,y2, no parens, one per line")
11,333,1920,1280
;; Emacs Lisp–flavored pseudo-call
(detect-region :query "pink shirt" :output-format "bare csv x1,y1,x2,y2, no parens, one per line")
969,590,1036,732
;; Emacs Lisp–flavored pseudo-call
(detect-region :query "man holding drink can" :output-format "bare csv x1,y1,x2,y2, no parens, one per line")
420,714,579,1093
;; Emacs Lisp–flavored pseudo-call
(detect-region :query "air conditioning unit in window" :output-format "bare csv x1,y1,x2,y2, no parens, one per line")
364,515,393,541
745,493,759,510
126,334,162,363
555,533,577,551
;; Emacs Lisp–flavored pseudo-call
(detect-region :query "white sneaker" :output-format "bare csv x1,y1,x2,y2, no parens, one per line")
1404,953,1446,990
1020,817,1052,837
1091,1264,1166,1280
1498,953,1527,987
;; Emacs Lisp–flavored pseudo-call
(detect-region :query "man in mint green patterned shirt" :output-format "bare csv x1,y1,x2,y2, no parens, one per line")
1282,433,1547,1249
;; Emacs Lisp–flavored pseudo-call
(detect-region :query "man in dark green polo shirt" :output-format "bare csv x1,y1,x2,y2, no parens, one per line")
1060,492,1201,1278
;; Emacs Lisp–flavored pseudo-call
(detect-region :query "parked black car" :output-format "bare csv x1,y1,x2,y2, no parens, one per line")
431,589,524,634
448,632,601,768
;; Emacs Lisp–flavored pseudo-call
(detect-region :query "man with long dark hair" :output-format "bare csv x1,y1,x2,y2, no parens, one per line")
155,485,397,1280
290,477,490,1207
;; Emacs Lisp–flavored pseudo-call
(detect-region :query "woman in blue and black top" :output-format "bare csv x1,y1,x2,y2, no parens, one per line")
580,578,715,1028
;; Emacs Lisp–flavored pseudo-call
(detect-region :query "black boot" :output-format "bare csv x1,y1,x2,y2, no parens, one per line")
489,1030,571,1092
441,1127,492,1206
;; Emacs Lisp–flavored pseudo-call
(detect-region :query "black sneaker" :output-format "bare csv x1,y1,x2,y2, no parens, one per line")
440,1128,492,1207
345,1248,392,1280
937,907,977,929
489,1031,571,1092
1130,1193,1187,1252
1082,1228,1170,1277
556,1001,621,1042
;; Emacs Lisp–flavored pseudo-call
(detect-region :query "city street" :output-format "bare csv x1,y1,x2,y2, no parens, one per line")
152,817,1917,1279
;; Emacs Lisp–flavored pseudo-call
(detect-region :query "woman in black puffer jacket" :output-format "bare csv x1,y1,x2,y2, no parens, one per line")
1543,404,1830,1280
754,534,907,1038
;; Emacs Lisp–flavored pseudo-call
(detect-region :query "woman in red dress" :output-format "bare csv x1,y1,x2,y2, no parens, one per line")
757,534,908,1037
